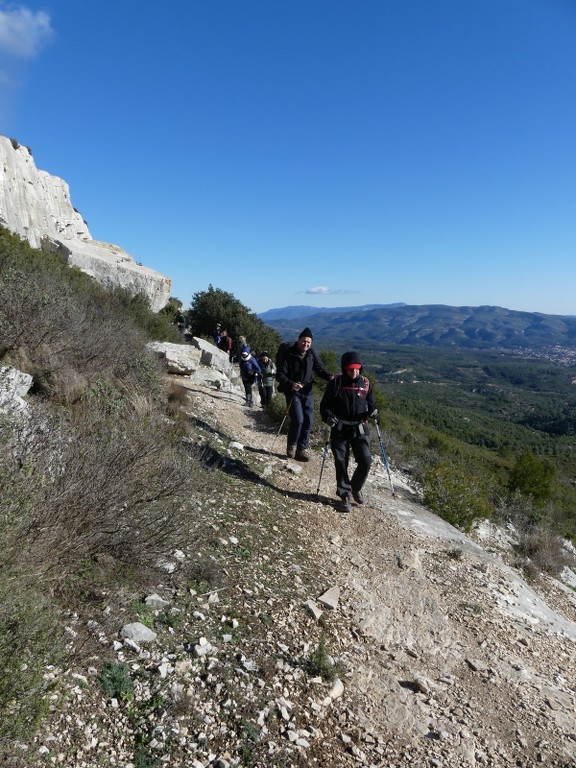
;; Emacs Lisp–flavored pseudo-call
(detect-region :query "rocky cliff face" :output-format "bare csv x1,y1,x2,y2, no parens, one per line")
0,135,171,311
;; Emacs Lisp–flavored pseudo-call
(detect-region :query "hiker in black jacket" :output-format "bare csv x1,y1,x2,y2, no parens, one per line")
275,327,333,462
320,351,378,513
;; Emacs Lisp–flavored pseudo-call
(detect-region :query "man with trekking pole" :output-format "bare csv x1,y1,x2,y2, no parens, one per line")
320,351,378,513
275,327,333,462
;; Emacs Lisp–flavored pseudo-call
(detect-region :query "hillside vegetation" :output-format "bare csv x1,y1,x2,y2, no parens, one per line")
0,226,207,758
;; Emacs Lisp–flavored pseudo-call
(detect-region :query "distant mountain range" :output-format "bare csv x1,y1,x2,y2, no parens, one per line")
258,303,576,352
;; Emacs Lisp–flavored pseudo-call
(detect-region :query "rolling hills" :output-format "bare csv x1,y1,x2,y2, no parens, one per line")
259,303,576,354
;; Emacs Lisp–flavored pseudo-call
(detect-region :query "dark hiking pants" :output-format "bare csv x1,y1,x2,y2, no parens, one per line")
285,392,314,450
330,426,372,498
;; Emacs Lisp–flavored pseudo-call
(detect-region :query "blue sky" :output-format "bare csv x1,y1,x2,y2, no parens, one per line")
1,0,576,316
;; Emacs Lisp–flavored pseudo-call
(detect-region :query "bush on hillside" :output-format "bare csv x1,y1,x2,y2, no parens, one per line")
422,460,496,530
0,226,178,401
186,284,282,354
1,401,206,593
0,390,213,750
494,493,575,577
508,450,555,505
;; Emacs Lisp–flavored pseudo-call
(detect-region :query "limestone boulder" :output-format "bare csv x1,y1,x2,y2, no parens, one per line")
0,365,33,412
147,339,243,394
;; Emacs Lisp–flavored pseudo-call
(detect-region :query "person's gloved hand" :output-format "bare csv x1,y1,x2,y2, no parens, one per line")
324,414,338,427
366,408,379,423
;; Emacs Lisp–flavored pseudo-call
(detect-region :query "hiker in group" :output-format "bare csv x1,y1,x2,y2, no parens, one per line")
257,350,276,408
320,351,378,513
235,335,249,363
175,309,186,334
218,328,233,357
239,349,262,406
212,322,222,345
275,327,334,461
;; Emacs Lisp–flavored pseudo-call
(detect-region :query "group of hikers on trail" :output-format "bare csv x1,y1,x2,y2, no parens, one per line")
238,348,278,408
211,323,381,513
213,323,277,408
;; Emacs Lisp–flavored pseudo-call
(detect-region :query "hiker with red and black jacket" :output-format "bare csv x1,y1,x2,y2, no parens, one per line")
275,327,334,462
320,351,378,513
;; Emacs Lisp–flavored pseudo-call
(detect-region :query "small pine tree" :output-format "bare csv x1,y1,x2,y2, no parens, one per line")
508,451,555,505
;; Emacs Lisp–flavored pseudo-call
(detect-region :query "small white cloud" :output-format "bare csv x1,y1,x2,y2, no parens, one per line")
304,286,359,295
0,4,53,59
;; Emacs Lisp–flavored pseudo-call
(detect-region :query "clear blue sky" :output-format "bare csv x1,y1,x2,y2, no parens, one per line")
2,0,575,316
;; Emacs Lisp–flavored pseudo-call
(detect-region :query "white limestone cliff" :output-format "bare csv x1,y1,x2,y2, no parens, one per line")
0,135,171,311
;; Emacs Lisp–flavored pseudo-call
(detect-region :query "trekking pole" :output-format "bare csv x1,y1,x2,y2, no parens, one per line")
271,398,292,452
316,430,332,498
374,420,396,498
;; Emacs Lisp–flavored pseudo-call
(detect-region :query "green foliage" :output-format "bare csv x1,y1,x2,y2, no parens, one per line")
98,661,134,699
508,451,555,505
319,349,338,373
0,225,175,401
344,342,576,526
0,583,61,750
134,751,162,768
423,460,495,530
107,286,180,342
302,635,344,682
187,284,281,353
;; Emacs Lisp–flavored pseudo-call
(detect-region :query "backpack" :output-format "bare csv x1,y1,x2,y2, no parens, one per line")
275,342,292,394
333,373,370,398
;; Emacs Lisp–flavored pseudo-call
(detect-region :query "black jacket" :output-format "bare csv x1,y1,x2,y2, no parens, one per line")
320,373,375,423
275,342,331,396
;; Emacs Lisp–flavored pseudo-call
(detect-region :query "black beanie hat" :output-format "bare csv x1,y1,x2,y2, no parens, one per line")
298,327,313,339
341,351,362,371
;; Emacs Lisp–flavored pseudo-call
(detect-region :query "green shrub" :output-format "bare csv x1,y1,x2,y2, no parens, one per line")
302,635,344,682
186,284,281,353
423,460,495,530
508,451,555,505
0,584,61,752
98,661,134,699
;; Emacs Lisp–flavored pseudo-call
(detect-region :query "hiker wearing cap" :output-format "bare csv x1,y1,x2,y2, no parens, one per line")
239,349,262,406
258,351,276,408
275,327,333,461
212,322,222,345
320,351,378,513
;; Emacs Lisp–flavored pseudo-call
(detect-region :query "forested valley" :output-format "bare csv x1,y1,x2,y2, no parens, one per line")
324,340,576,546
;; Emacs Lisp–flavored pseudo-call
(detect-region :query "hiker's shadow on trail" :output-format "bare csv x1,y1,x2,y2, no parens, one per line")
200,444,334,506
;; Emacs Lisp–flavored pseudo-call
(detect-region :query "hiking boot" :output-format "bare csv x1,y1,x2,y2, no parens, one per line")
352,489,365,504
286,444,297,459
295,449,310,462
339,494,352,513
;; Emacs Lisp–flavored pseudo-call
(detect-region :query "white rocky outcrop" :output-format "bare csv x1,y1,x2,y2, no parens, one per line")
0,135,171,311
147,337,243,394
0,364,33,412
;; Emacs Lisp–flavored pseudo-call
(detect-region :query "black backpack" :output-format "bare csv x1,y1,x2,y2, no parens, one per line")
275,342,293,394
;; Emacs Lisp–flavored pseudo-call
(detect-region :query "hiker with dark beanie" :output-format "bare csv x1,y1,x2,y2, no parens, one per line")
275,327,333,461
320,351,378,512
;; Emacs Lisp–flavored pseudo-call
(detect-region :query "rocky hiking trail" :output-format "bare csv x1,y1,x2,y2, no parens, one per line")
27,380,576,768
182,382,576,767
